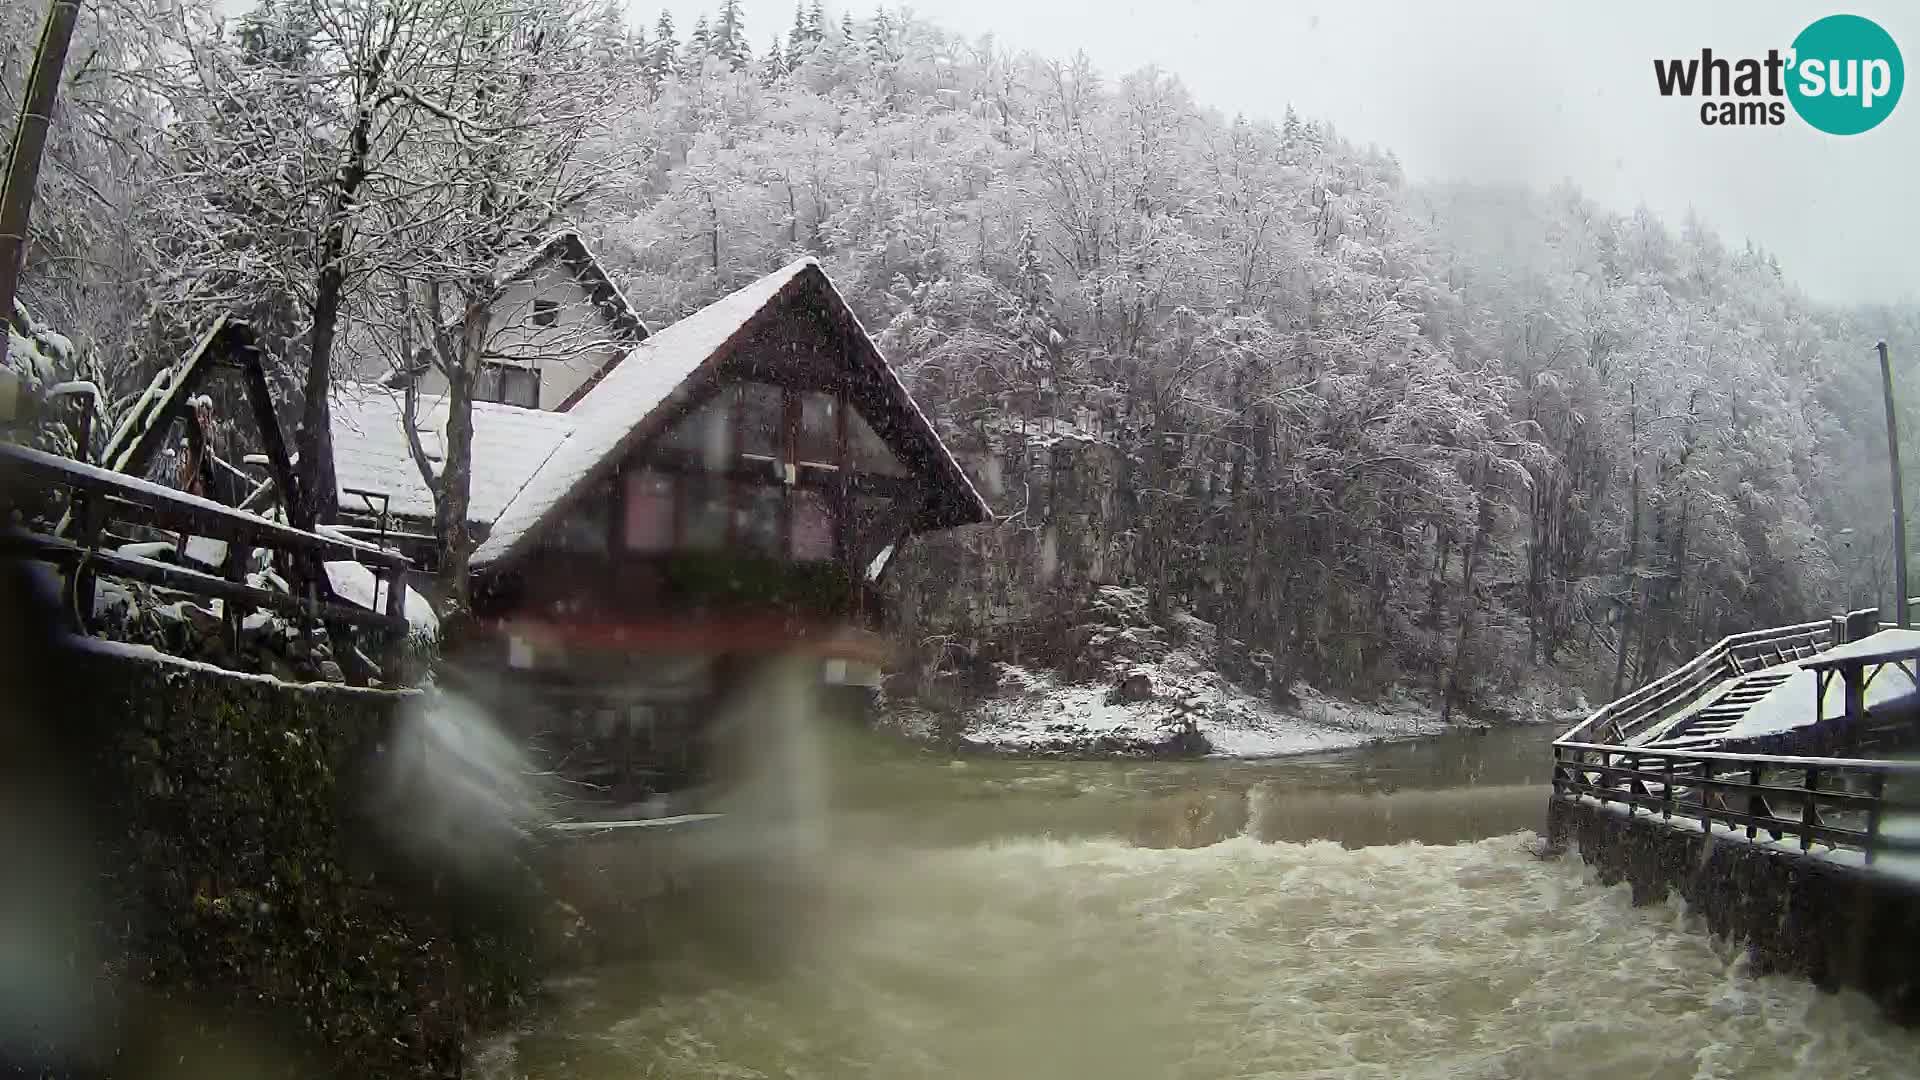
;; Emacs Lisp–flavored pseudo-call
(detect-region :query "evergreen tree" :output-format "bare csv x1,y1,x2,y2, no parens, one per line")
651,10,680,81
685,14,710,70
712,0,749,68
806,0,825,43
764,34,787,83
840,10,854,45
867,6,893,62
785,3,809,70
585,0,628,70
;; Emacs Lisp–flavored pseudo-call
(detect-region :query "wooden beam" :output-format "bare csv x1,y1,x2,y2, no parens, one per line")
106,316,225,481
1,443,406,568
235,324,303,529
6,531,407,635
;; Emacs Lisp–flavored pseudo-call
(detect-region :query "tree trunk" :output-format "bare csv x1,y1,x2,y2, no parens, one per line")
1611,461,1643,699
0,0,80,372
1442,462,1493,722
436,302,485,622
293,48,388,528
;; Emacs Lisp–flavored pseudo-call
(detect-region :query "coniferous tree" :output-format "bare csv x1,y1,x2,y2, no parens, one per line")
684,14,710,70
711,0,748,68
651,9,679,81
763,34,786,83
785,3,808,70
867,6,892,62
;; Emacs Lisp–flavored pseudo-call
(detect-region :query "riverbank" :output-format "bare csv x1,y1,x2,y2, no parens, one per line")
883,655,1586,759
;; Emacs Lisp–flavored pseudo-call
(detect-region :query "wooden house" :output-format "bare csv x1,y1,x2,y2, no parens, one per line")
331,255,990,805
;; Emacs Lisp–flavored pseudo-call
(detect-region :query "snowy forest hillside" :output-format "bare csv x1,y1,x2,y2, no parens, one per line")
7,0,1919,718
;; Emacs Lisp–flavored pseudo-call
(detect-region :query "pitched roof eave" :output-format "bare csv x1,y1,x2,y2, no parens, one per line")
467,258,990,575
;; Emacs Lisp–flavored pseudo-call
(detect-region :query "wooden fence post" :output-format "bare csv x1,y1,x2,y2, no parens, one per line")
1800,767,1821,851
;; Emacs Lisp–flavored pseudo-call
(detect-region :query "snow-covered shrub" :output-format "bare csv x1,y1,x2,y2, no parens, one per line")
4,300,90,457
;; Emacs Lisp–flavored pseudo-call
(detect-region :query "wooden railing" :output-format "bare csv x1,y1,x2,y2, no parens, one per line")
1559,620,1838,747
1553,740,1920,866
2,442,415,684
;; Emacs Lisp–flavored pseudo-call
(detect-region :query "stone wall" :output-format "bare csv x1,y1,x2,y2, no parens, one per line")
36,638,534,1076
1548,796,1920,1023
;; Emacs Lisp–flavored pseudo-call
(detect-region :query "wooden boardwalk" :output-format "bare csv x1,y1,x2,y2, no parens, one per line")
1555,611,1920,869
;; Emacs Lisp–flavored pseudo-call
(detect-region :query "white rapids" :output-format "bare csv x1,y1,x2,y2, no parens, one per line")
494,822,1920,1079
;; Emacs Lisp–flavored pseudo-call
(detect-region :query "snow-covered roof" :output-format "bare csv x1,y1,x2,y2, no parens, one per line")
330,386,576,526
332,258,990,572
469,257,989,569
471,259,815,566
499,229,649,343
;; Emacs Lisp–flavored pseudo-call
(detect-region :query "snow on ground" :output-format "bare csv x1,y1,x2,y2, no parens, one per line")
323,561,439,636
64,635,411,696
955,650,1459,758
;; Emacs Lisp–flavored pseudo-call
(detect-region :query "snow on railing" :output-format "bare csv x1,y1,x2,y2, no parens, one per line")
1553,740,1920,867
1557,620,1836,747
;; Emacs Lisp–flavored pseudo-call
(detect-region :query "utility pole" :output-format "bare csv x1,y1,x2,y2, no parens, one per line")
0,0,82,372
1880,341,1908,628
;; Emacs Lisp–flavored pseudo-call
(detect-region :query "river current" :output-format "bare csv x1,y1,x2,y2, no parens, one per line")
488,725,1920,1079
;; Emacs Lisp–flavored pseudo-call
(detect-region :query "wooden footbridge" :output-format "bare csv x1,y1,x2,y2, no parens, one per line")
1549,609,1920,1020
1553,608,1920,870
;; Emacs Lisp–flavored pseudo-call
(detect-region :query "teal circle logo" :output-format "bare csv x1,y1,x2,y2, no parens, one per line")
1787,14,1903,135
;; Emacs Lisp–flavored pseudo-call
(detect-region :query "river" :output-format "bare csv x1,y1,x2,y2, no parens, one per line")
488,724,1920,1079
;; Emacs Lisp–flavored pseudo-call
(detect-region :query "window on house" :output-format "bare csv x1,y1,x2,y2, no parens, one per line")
532,299,560,328
791,490,836,561
622,469,675,553
737,383,785,462
661,394,732,470
848,407,908,475
735,485,785,555
682,476,729,550
798,392,839,467
479,360,540,408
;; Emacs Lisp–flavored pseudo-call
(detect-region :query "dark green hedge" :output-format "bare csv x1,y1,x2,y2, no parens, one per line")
659,551,855,615
78,645,532,1077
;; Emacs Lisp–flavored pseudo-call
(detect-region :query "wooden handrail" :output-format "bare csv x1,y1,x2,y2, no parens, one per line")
1554,741,1920,865
5,441,418,684
1556,740,1920,773
6,531,407,635
1558,620,1834,746
2,442,405,568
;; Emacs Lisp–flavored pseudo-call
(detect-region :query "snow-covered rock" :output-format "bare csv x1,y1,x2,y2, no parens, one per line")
941,647,1452,759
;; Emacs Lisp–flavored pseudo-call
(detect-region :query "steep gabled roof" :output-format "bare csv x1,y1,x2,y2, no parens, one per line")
380,230,649,395
503,230,649,343
469,257,990,571
331,386,576,525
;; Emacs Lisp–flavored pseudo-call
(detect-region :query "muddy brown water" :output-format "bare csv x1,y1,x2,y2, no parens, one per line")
485,724,1920,1079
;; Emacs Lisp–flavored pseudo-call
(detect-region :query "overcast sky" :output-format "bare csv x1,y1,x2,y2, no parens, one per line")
656,0,1918,308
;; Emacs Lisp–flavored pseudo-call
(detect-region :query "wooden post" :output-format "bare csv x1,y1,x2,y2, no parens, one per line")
381,565,407,680
1865,772,1886,865
1699,760,1713,833
1746,765,1763,839
224,536,252,654
1880,342,1908,628
1800,767,1820,851
1844,664,1867,726
0,0,81,374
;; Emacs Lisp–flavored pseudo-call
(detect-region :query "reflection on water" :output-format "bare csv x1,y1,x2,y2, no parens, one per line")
491,722,1920,1080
